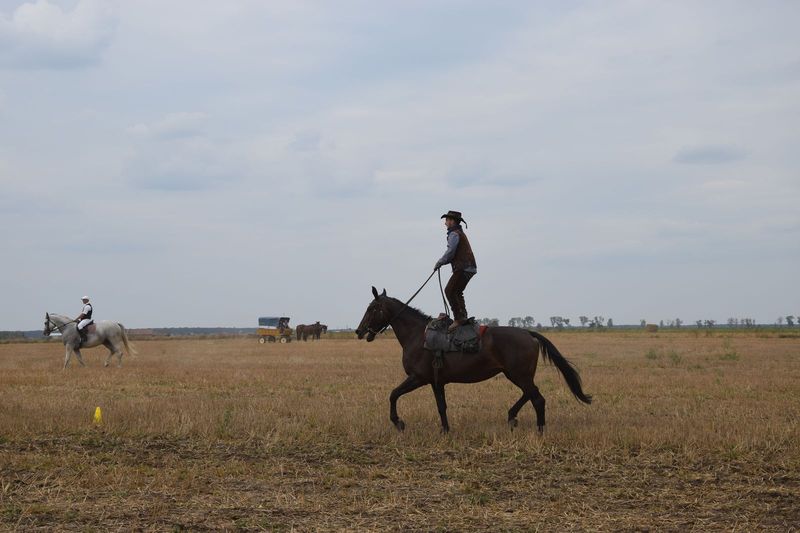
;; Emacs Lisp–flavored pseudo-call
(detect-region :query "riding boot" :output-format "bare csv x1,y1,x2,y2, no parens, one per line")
448,301,466,332
78,328,87,348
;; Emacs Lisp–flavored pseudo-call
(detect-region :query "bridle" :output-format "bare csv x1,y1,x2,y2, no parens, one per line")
44,315,75,336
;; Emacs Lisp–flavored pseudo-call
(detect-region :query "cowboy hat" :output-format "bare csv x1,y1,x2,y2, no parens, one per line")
440,210,468,227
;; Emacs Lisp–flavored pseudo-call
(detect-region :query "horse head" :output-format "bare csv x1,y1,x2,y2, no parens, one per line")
43,313,52,336
356,286,388,342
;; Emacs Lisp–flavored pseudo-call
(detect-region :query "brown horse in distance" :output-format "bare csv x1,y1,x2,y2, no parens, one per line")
296,323,327,341
356,287,591,433
310,323,327,340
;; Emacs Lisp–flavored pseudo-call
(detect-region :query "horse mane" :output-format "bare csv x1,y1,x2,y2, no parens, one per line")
386,297,432,322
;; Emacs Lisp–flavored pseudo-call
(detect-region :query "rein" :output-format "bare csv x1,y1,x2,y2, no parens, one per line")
437,269,450,319
372,269,441,336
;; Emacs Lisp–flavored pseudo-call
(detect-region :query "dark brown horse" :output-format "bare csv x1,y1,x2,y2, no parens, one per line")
356,287,591,433
311,323,327,340
298,322,328,341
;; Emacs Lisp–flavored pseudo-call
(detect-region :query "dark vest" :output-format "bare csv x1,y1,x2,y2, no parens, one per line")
84,304,93,319
452,228,477,272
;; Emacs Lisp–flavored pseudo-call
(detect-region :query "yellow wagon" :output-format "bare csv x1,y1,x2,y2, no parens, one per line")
257,317,293,344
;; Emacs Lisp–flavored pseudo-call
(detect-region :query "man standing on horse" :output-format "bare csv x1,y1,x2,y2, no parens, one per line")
75,296,94,347
434,210,477,332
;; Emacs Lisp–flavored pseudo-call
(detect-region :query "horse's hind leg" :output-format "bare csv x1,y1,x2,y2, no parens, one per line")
507,393,528,430
529,386,546,435
103,341,120,367
505,372,546,434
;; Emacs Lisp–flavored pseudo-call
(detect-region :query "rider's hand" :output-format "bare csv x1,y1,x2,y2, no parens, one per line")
433,263,440,271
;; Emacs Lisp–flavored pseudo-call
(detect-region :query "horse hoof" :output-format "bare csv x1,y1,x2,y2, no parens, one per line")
395,420,406,432
537,425,545,436
441,427,450,434
508,418,518,431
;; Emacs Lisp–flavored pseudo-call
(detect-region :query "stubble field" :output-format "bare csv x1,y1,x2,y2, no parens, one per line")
1,330,799,531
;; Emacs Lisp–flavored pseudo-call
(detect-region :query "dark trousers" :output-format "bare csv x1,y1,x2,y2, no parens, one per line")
445,270,475,321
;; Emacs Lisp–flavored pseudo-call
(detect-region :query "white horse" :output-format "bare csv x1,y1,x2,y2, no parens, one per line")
43,312,137,369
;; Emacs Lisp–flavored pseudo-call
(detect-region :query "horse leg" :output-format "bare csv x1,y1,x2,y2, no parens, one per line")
505,372,546,434
74,348,86,367
389,375,424,432
431,383,450,433
103,341,120,367
530,386,546,435
64,348,71,369
507,393,529,430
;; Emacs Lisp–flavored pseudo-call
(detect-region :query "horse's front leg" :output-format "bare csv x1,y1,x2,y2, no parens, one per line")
64,348,71,369
431,383,450,433
389,375,424,431
74,349,86,367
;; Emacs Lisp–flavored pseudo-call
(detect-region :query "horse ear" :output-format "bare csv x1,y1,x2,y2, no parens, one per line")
381,288,387,296
46,312,49,319
372,286,379,299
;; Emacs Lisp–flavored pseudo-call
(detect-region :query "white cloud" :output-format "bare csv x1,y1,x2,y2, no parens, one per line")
0,0,116,69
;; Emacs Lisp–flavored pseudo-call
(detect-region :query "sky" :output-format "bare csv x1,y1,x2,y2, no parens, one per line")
1,0,798,330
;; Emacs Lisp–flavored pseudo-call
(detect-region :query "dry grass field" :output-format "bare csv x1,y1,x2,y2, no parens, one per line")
1,330,799,531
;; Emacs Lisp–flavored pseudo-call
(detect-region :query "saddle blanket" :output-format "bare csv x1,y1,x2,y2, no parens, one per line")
424,316,482,353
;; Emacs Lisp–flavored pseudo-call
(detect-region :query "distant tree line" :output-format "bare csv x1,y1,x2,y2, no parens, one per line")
470,315,800,330
0,331,27,340
508,316,537,328
475,316,615,329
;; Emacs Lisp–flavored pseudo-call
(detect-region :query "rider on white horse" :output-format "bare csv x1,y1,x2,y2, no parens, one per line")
75,296,94,346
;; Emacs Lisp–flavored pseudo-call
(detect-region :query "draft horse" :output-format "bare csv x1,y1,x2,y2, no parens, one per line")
356,287,591,433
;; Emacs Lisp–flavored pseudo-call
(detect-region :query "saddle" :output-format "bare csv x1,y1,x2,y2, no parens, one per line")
424,315,482,354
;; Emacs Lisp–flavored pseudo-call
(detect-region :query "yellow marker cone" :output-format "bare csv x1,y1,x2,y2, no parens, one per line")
93,406,102,425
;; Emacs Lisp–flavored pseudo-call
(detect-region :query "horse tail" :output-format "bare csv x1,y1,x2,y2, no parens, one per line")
528,331,592,404
118,323,138,357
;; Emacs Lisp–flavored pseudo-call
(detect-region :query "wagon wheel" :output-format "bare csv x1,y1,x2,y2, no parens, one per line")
258,337,266,344
280,336,289,344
